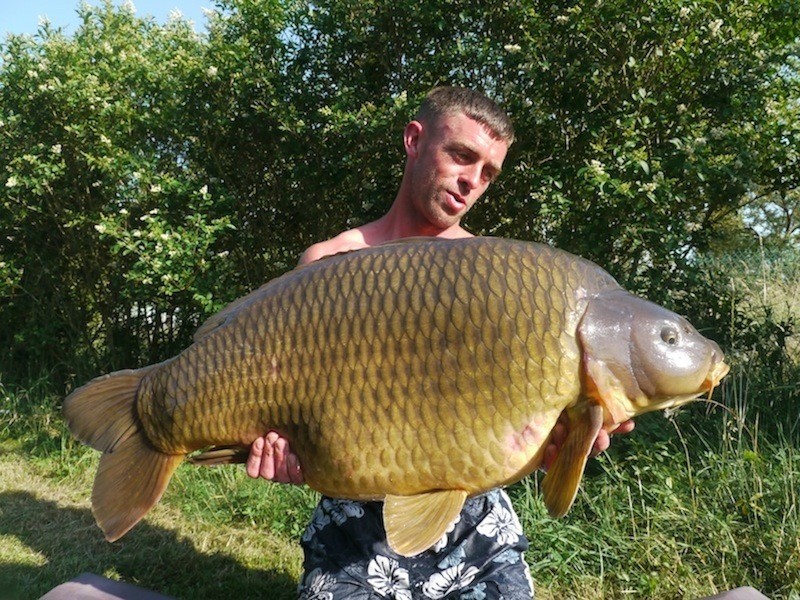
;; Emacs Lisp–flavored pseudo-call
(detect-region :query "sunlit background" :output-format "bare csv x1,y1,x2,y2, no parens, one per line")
2,0,211,37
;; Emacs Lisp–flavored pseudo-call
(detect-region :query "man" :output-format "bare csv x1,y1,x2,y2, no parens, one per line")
246,87,633,598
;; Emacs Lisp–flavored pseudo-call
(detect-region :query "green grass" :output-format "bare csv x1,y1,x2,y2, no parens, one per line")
0,382,306,600
1,248,798,599
1,367,798,599
514,407,800,599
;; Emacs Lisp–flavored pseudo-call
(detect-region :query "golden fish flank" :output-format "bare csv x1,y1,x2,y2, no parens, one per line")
62,236,729,557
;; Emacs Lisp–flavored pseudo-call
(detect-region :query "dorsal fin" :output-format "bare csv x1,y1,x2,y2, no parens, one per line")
193,281,273,342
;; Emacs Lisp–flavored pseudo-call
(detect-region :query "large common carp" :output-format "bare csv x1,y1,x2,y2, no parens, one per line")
64,237,728,556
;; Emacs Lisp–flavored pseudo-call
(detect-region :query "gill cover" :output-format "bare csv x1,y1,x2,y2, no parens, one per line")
579,289,724,420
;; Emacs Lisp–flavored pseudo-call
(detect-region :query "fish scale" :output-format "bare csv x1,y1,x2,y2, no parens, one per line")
138,239,586,496
63,236,728,555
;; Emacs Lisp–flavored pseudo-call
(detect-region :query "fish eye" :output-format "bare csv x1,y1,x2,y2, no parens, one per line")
661,327,679,346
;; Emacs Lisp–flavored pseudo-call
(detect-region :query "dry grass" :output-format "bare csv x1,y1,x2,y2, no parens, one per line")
0,442,303,600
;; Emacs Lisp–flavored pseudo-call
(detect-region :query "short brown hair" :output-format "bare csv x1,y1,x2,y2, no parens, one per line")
415,86,515,145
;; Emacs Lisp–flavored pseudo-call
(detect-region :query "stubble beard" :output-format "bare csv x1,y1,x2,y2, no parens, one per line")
422,191,461,230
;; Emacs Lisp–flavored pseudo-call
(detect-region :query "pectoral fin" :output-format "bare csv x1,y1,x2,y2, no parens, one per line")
383,490,468,557
541,403,604,518
188,445,250,465
584,356,632,424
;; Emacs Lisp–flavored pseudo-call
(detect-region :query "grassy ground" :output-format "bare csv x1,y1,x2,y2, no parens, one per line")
0,438,306,599
1,373,798,600
1,249,798,599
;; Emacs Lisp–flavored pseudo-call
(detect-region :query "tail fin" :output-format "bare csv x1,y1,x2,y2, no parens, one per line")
63,368,152,452
93,431,183,541
63,367,183,541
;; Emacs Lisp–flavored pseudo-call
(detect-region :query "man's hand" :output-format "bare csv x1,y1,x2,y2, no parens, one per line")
246,431,304,484
541,413,635,472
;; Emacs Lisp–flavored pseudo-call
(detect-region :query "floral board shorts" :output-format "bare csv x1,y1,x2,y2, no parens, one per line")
297,489,535,600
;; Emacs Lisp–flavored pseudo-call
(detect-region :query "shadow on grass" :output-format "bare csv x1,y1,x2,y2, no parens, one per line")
0,491,299,600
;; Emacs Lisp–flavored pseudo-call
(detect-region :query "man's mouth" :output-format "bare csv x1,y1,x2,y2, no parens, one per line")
445,191,466,212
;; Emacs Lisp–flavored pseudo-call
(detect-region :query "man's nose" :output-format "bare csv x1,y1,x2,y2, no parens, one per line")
459,165,482,190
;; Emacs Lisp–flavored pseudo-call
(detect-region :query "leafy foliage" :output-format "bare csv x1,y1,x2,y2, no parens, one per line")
0,0,798,394
0,3,798,596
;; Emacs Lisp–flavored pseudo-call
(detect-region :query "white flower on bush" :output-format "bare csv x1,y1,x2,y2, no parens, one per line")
5,176,18,188
422,564,479,599
588,159,607,178
366,555,412,600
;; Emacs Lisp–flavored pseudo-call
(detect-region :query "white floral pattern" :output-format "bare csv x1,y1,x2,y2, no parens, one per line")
460,583,488,600
432,512,461,552
302,498,365,541
422,563,480,598
298,568,336,600
437,543,466,569
324,497,366,525
476,501,522,546
366,555,412,599
302,508,331,542
297,492,534,599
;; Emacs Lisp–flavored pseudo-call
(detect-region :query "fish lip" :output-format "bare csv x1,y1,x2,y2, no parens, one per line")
704,361,730,390
649,393,704,412
650,361,730,412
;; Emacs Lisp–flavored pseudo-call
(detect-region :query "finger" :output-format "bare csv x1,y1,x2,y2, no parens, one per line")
287,453,305,484
272,437,289,482
246,436,265,479
259,434,277,480
590,429,611,457
540,442,558,472
611,419,635,435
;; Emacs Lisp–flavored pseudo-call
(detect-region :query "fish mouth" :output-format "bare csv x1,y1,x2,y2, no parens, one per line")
645,361,731,412
648,393,706,412
703,360,730,392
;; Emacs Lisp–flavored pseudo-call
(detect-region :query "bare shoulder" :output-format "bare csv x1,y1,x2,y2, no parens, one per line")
298,228,370,266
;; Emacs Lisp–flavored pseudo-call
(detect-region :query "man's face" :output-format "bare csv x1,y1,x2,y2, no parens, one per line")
406,111,509,230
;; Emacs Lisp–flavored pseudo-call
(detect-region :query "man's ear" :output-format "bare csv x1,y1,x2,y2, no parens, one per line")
403,120,423,158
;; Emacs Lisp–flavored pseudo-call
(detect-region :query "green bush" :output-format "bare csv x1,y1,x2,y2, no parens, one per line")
1,0,798,394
